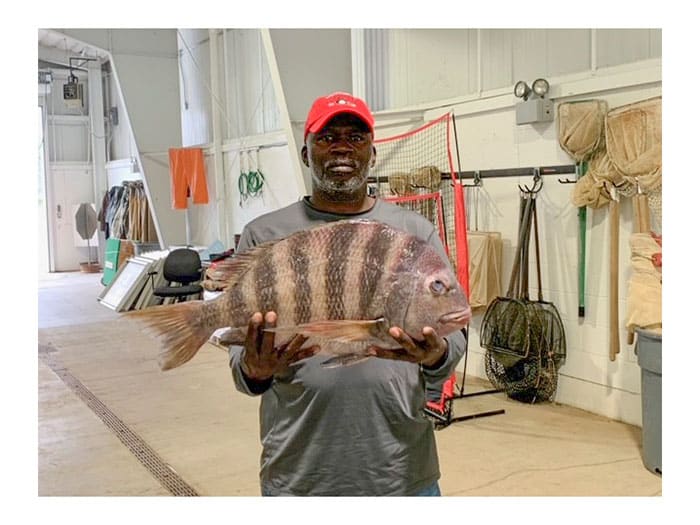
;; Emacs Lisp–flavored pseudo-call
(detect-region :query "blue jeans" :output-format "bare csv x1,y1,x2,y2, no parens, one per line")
412,481,441,496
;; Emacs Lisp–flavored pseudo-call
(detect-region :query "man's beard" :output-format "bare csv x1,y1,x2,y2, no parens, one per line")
312,171,368,201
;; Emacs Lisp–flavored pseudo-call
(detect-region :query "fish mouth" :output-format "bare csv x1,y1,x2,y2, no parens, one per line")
438,308,472,328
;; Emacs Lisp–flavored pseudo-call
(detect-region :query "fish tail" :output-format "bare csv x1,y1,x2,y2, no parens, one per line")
126,300,216,371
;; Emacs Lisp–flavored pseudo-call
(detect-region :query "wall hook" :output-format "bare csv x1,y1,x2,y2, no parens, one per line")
519,169,543,194
463,171,482,187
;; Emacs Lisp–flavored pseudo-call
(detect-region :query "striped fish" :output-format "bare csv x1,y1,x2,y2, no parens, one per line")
127,219,471,371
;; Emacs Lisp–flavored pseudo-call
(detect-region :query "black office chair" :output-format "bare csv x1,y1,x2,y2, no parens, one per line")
149,248,204,303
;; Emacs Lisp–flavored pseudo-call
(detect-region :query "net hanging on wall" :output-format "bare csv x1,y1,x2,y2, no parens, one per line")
371,113,470,294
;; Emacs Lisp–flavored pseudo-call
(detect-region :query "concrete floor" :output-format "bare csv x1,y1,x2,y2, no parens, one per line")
38,271,662,498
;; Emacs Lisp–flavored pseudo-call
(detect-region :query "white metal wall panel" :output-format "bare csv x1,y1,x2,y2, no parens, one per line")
47,117,90,162
511,29,547,85
466,29,479,94
259,33,281,134
389,29,409,108
364,29,389,111
231,29,266,137
650,30,662,57
512,29,592,84
105,70,134,162
480,29,514,91
596,29,661,68
405,29,473,105
546,29,591,76
366,29,660,108
178,29,212,146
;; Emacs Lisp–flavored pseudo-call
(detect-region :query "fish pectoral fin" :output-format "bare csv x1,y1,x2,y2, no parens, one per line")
320,354,372,368
264,319,386,343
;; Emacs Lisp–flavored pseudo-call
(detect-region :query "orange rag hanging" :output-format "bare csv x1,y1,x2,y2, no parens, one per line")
168,148,209,209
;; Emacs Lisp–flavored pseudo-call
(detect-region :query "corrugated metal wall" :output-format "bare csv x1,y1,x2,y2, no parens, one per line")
363,28,661,109
178,29,281,147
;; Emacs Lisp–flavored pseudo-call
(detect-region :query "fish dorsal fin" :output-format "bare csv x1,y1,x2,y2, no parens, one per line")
205,240,278,289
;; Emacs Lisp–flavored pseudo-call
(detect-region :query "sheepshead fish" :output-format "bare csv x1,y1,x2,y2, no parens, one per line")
127,219,471,371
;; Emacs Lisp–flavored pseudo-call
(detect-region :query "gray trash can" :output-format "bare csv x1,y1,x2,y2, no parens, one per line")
636,329,662,475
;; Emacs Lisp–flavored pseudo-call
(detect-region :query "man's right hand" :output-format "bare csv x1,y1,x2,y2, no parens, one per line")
240,311,319,381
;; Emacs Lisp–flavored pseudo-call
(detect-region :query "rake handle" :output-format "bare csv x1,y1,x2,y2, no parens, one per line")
532,196,544,302
507,195,533,297
609,198,620,361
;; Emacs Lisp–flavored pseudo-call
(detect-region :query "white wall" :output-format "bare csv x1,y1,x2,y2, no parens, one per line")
372,59,661,426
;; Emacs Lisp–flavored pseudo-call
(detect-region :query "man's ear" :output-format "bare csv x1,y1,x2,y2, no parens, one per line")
301,144,309,167
370,145,377,168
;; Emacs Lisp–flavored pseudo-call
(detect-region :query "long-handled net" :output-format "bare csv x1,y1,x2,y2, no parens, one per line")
481,187,566,402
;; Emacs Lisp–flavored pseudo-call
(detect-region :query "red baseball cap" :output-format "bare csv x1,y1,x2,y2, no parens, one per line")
304,92,374,140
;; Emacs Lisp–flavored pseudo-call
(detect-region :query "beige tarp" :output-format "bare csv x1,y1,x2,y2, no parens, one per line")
468,231,502,311
625,232,662,335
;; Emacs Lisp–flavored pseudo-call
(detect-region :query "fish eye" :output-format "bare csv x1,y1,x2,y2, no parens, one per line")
430,280,447,295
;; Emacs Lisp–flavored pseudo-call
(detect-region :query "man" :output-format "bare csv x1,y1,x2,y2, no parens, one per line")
228,92,468,496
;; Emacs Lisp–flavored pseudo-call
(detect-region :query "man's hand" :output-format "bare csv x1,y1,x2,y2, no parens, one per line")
368,326,448,368
240,311,319,381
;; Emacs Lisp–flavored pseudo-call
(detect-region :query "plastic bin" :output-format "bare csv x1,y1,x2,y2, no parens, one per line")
636,329,662,475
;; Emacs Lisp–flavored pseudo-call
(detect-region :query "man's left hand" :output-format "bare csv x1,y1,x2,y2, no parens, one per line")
369,326,447,368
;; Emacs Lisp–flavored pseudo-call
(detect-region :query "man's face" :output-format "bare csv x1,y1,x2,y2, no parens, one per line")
302,114,376,198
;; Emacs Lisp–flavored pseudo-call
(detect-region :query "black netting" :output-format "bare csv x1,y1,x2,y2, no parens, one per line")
480,191,566,404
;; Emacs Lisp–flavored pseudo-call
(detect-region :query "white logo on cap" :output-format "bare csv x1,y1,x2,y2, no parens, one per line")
337,99,347,105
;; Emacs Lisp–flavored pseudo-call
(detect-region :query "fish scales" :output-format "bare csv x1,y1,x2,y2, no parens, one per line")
325,221,352,320
254,243,278,314
288,229,312,325
358,222,397,316
268,235,294,327
341,221,381,319
327,220,382,320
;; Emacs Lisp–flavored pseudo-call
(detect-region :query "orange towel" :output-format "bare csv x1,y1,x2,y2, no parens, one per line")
168,148,209,209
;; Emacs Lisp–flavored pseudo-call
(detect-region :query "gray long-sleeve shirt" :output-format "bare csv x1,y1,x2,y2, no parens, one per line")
228,197,467,496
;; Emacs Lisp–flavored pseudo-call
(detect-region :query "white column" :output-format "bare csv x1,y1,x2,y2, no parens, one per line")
260,29,307,197
87,55,107,264
209,28,230,246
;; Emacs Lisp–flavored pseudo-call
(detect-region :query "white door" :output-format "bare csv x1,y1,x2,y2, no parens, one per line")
47,163,96,271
